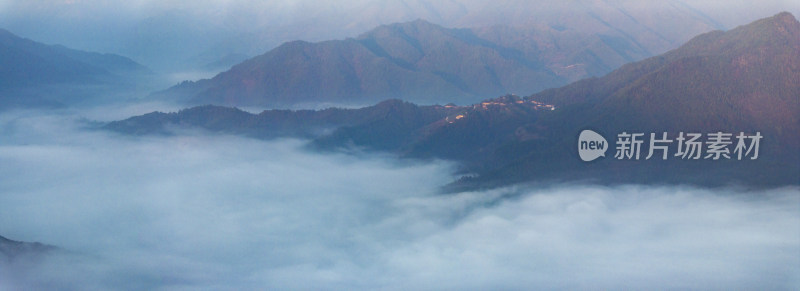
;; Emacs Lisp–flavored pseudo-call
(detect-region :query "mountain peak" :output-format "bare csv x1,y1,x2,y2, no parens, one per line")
406,18,437,26
386,18,439,28
358,18,447,39
672,11,799,57
731,11,798,36
402,18,443,29
765,11,798,26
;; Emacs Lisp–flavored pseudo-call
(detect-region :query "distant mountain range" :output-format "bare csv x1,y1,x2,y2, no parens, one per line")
11,0,790,76
0,235,55,262
0,29,152,109
158,16,692,107
109,12,800,190
153,1,800,108
5,1,775,109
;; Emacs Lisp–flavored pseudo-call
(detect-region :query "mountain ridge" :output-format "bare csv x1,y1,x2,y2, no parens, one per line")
111,12,800,190
0,235,56,262
158,17,671,107
0,28,153,109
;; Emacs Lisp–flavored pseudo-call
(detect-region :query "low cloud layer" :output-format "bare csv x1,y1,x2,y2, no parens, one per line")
0,108,798,290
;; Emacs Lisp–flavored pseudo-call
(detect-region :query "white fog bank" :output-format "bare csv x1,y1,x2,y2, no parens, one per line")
0,109,797,290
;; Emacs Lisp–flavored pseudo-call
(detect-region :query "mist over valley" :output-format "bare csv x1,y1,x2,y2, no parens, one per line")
0,1,798,289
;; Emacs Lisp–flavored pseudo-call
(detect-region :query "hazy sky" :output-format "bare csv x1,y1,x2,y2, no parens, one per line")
0,107,798,289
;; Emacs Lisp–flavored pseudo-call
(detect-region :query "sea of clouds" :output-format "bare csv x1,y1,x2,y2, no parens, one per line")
0,108,797,290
